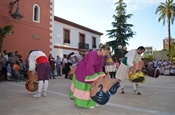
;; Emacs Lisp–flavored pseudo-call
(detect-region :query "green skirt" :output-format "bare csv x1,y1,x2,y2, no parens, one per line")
69,76,96,108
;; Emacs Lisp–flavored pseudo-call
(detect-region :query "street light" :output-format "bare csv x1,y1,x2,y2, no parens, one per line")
117,45,127,58
118,45,122,49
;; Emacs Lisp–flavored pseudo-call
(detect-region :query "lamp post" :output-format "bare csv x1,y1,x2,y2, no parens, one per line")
117,45,127,58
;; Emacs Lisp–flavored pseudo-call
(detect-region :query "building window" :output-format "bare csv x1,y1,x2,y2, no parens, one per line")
92,37,96,48
63,29,70,44
79,33,89,49
33,4,40,23
79,33,85,43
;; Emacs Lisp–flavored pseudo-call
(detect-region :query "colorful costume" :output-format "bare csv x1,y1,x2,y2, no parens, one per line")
27,50,50,97
116,49,143,81
116,49,144,95
69,51,105,108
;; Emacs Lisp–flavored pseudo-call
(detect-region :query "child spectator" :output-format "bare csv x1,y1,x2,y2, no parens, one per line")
6,62,12,81
13,61,21,81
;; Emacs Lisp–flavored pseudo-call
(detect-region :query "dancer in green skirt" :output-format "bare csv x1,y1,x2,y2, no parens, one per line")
69,44,110,109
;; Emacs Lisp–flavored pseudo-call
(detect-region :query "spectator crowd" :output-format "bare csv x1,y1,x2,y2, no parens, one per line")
0,49,174,83
0,50,83,82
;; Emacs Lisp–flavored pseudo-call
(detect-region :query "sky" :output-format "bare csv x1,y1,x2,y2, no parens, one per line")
54,0,175,50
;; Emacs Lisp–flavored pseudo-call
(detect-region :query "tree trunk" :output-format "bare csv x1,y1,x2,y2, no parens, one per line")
168,17,171,60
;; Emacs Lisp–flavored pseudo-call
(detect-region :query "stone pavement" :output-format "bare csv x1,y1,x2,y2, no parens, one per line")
0,75,175,115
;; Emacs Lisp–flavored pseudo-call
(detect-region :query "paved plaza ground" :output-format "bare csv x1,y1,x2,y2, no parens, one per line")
0,75,175,115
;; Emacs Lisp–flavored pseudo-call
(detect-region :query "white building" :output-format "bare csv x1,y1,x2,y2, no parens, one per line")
143,46,157,57
52,16,103,58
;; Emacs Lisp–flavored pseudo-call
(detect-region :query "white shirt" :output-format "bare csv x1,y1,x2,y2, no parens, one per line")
28,51,47,71
125,49,142,67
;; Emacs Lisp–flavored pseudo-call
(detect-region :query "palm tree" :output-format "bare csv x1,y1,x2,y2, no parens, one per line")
155,0,175,59
0,25,13,52
106,0,135,58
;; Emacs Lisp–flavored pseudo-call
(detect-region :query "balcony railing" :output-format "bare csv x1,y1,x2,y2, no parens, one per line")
92,45,96,49
79,42,89,49
64,39,70,44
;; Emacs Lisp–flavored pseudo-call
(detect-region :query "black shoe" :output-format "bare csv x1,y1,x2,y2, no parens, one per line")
121,88,125,94
134,90,141,95
121,91,125,94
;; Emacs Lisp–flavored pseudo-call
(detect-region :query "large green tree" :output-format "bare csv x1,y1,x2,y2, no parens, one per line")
155,0,175,59
0,25,13,52
106,0,135,58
